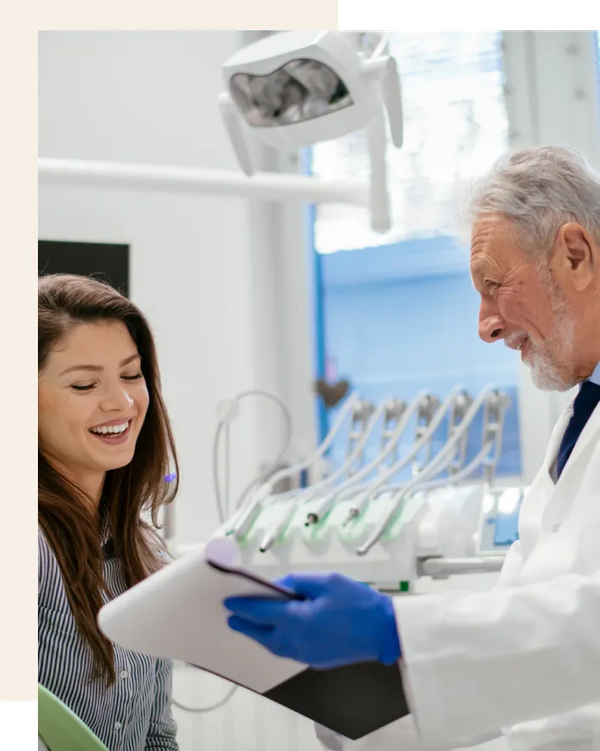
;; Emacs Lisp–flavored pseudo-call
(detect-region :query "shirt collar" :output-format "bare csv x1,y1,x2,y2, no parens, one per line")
100,518,110,541
588,361,600,386
101,523,115,559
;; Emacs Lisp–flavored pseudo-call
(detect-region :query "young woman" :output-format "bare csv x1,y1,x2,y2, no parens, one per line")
38,273,180,750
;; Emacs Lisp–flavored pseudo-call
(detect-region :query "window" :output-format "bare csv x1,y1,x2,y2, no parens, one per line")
312,32,510,254
309,32,521,479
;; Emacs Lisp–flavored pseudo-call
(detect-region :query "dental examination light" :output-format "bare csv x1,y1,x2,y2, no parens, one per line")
39,33,403,232
219,31,403,232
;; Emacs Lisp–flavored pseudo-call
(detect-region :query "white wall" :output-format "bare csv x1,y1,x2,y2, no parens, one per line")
38,31,317,548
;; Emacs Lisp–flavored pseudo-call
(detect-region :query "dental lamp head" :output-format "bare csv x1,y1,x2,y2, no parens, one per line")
219,32,403,233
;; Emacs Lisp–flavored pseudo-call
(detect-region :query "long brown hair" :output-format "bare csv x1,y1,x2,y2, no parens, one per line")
38,274,180,686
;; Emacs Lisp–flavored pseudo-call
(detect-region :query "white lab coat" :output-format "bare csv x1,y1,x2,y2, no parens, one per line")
317,397,600,751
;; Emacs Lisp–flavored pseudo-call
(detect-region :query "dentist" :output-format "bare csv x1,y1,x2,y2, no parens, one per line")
224,146,600,751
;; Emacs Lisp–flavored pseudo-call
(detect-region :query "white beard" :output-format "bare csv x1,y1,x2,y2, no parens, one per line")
526,289,577,392
528,342,573,391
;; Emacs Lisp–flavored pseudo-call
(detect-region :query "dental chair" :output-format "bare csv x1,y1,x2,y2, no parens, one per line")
38,684,108,751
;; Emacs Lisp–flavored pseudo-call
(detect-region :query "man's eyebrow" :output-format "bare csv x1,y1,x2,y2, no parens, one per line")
60,353,140,376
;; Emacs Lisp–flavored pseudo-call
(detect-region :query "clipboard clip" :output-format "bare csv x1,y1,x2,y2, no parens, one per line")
205,537,306,601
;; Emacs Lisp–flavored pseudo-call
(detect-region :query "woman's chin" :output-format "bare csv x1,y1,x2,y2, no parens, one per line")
94,450,136,472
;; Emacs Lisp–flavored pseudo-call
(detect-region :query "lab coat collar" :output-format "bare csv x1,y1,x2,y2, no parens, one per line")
588,360,600,386
544,389,600,480
559,359,600,468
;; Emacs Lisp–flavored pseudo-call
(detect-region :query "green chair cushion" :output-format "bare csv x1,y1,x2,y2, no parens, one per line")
38,684,109,751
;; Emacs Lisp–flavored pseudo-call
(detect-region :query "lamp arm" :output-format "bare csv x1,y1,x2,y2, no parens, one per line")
218,91,255,177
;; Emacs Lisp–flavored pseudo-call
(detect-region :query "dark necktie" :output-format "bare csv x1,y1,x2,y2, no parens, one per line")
556,379,600,478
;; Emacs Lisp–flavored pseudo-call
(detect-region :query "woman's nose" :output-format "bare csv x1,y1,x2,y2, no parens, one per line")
101,385,134,411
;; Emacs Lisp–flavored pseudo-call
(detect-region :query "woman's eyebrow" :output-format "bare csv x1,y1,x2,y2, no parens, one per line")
60,353,140,376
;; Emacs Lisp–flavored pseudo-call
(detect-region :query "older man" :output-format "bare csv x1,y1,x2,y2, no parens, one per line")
224,146,600,751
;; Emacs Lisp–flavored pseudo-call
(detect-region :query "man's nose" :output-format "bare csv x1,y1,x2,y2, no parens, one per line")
479,312,505,343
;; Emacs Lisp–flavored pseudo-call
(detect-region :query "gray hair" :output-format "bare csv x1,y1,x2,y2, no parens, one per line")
461,145,600,262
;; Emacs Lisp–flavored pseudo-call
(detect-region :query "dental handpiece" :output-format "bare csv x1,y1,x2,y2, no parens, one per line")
304,493,337,526
230,500,262,540
298,399,386,505
343,388,467,526
306,464,384,526
355,385,498,556
255,395,384,540
259,499,301,553
342,483,401,526
229,487,300,540
342,467,412,526
228,393,361,540
312,398,421,527
342,491,371,525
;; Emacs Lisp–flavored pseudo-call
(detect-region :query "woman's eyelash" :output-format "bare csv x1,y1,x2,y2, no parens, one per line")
71,373,143,392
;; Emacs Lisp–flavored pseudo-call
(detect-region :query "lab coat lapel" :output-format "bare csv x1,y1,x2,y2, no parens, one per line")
542,400,574,477
559,401,600,477
516,401,574,561
519,399,599,562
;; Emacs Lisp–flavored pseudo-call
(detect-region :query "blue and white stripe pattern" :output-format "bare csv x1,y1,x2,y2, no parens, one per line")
38,528,178,750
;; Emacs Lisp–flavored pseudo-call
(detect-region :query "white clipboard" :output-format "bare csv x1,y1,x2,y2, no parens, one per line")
98,537,409,740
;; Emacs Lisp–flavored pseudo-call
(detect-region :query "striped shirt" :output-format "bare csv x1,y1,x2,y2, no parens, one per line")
38,527,178,751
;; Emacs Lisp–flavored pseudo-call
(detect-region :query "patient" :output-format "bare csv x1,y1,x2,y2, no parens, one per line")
38,274,180,750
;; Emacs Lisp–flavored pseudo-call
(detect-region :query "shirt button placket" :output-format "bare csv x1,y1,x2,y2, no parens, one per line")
113,719,124,751
113,657,131,748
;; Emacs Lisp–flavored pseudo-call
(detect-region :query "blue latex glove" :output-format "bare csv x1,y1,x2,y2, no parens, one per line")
224,572,401,670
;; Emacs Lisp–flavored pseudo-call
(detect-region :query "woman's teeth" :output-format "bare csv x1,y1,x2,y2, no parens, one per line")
90,421,129,435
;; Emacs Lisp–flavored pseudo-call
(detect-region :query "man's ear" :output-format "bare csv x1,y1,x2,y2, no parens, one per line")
554,222,597,291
